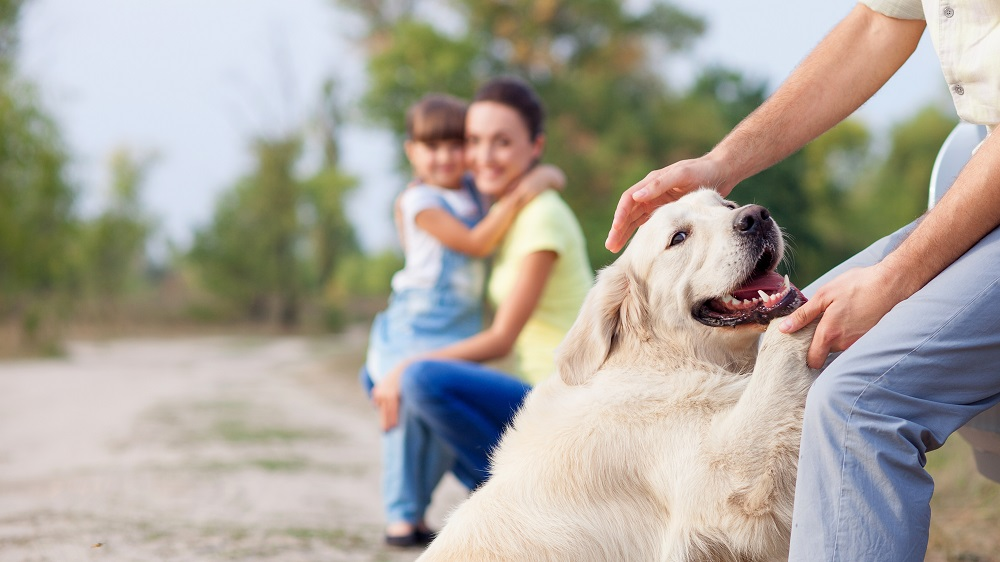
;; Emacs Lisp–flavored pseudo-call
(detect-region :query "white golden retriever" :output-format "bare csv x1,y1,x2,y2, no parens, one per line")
418,189,817,562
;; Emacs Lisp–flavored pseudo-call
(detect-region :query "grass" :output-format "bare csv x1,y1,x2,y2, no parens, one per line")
926,435,1000,562
138,399,339,447
185,457,367,476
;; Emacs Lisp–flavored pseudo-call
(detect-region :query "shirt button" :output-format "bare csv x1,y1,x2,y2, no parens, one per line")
952,84,965,95
943,6,954,17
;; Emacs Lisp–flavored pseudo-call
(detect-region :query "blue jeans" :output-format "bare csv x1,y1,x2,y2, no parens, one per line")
364,288,483,525
788,221,1000,561
401,359,533,489
359,366,455,525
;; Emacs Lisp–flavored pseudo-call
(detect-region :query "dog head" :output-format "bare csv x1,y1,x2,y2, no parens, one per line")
557,189,805,385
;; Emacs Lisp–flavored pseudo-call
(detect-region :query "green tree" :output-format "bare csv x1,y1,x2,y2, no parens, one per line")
0,0,80,352
189,138,303,326
187,132,359,328
0,73,77,302
848,106,956,245
79,149,157,302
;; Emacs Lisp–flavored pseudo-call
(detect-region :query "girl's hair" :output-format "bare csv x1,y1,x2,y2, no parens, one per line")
473,76,545,140
406,94,468,143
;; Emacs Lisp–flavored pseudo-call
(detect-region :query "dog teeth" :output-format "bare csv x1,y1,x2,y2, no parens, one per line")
721,276,794,310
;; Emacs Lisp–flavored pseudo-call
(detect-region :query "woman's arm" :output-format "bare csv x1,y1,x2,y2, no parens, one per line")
372,250,558,430
416,165,565,258
422,250,556,362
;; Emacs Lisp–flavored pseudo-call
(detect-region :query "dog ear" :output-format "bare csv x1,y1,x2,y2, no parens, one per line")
556,262,649,385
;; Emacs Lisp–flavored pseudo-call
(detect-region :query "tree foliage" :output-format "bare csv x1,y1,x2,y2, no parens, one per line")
78,149,157,301
187,136,359,328
343,0,957,286
848,106,956,243
0,70,77,305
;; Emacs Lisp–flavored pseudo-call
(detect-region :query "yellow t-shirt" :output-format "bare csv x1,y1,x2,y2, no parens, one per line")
488,190,593,385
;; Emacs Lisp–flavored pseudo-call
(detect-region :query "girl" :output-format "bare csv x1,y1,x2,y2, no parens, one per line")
364,93,563,547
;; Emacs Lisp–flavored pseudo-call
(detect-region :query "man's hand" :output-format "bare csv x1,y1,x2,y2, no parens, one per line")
372,362,409,431
779,265,907,368
606,156,731,253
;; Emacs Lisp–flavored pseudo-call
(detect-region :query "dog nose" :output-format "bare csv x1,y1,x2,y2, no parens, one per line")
734,205,771,233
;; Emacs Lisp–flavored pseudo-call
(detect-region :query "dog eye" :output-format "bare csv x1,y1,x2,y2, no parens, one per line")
668,231,688,247
723,201,738,210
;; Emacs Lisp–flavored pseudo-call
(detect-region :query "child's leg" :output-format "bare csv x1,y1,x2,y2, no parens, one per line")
366,360,456,532
404,402,455,524
380,421,414,524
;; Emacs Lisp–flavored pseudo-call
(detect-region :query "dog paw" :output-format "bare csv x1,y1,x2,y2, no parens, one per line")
763,318,815,346
759,319,818,371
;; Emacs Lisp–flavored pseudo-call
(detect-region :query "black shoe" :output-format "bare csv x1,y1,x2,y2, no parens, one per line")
415,529,436,546
385,531,419,548
385,529,435,548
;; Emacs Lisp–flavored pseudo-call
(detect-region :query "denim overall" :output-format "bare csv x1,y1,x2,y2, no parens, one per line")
365,181,486,524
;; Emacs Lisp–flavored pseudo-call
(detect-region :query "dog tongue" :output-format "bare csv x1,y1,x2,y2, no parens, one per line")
732,272,786,300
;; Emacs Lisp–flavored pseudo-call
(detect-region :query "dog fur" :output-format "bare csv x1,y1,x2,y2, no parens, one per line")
417,189,818,562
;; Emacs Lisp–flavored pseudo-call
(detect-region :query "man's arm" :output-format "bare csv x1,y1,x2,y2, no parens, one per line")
781,131,1000,367
606,4,925,252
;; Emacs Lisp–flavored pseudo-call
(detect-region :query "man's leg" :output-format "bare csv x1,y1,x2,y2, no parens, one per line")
401,359,532,489
789,224,1000,561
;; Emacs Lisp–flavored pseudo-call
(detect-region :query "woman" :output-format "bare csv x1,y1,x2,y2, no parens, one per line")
371,75,593,534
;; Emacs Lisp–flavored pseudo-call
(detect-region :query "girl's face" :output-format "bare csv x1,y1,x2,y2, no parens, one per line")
404,138,466,189
465,101,544,198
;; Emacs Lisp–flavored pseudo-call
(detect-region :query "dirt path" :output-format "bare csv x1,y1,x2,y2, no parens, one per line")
0,327,465,562
2,328,998,561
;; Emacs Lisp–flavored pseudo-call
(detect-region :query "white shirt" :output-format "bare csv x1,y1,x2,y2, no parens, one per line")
390,183,484,295
862,0,1000,128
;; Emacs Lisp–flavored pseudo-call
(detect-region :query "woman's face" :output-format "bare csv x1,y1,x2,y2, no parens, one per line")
465,101,544,198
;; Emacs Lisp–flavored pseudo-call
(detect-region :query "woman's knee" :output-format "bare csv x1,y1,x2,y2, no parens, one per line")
401,359,453,404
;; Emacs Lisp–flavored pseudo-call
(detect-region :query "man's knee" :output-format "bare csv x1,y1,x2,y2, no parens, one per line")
804,366,869,424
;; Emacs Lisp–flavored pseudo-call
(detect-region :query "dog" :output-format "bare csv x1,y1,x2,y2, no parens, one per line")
418,189,817,562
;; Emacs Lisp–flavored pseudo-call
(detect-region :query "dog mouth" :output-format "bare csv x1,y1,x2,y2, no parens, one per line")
693,254,806,328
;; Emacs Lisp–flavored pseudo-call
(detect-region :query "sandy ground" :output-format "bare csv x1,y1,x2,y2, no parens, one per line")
1,328,998,562
0,326,465,562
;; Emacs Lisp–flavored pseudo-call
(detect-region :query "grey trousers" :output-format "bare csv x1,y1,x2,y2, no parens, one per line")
788,219,1000,561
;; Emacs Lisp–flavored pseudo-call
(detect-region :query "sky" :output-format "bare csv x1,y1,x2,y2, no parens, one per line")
17,0,951,255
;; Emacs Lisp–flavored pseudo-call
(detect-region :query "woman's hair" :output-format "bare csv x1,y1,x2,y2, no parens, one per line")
406,93,468,143
473,76,545,141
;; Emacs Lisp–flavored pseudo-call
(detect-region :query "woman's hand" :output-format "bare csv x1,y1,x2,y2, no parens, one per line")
372,362,409,431
779,264,909,368
607,156,732,253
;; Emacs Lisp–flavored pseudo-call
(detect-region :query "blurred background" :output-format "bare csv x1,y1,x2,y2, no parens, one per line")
3,0,955,354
